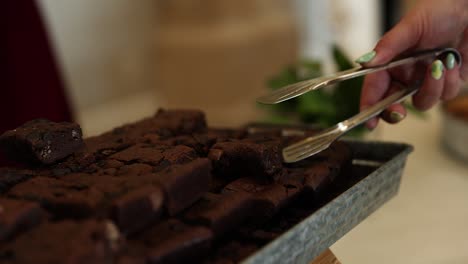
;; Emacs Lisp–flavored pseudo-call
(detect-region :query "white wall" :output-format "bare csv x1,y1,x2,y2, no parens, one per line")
330,0,381,57
38,0,158,110
295,0,381,71
38,0,380,112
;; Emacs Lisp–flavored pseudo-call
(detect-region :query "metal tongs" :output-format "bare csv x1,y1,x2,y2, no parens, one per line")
257,47,462,163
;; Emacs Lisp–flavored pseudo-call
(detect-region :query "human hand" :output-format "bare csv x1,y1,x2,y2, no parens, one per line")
356,0,468,129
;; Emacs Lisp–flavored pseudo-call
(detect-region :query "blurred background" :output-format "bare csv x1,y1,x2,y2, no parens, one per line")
34,0,413,135
3,0,468,263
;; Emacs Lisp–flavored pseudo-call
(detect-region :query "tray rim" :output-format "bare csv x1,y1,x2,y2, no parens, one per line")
241,139,414,264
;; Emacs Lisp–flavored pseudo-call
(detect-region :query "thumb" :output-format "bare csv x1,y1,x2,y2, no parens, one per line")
356,17,422,66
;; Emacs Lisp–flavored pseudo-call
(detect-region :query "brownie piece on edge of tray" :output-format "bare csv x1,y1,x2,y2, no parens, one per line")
208,138,282,180
0,119,83,165
281,161,336,199
183,192,256,236
202,240,259,264
223,176,302,220
111,186,164,236
153,158,212,216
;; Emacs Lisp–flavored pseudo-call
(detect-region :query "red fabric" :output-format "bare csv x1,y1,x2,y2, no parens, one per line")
0,0,73,165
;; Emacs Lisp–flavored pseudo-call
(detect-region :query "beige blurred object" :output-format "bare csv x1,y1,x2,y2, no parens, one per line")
154,0,298,126
441,92,468,163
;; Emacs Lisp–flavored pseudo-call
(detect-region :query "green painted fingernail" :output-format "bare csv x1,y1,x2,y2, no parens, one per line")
445,53,456,70
390,111,405,123
431,60,444,80
355,50,377,64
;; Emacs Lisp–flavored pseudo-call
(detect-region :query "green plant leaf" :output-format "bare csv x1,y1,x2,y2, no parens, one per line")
330,45,363,123
297,59,323,80
260,114,295,125
267,66,298,90
332,44,355,71
297,91,336,117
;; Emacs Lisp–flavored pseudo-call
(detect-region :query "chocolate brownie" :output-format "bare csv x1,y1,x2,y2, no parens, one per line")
59,173,165,218
99,159,125,169
0,168,36,193
7,173,169,234
0,119,83,165
41,150,97,177
281,161,336,198
238,228,280,243
0,198,44,241
208,138,282,179
115,163,153,177
203,240,259,264
104,109,207,146
303,163,337,193
7,176,103,218
117,255,146,264
84,130,132,158
109,144,197,168
9,158,211,220
237,207,318,244
327,141,353,171
282,141,352,196
184,192,256,236
151,109,207,135
155,128,247,157
158,135,217,157
0,109,356,264
223,177,301,219
111,186,164,235
153,158,212,215
109,144,165,166
127,219,213,264
0,220,122,264
83,109,205,158
205,128,247,141
158,145,199,166
83,159,124,176
286,141,352,169
83,109,204,157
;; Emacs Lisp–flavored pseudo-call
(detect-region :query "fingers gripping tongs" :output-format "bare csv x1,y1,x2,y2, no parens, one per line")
256,48,462,163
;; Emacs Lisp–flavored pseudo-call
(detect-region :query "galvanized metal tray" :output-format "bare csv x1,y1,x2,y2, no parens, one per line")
241,139,413,264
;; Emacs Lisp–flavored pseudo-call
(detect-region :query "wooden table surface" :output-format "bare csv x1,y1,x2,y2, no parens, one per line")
311,249,341,264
